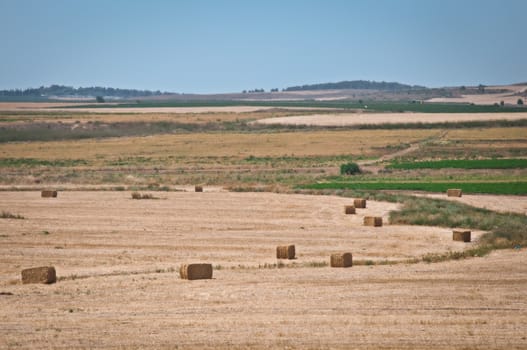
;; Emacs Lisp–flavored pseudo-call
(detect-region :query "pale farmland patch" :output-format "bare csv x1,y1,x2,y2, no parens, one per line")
253,112,527,127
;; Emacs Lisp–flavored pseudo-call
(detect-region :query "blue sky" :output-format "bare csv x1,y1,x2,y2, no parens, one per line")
1,0,526,93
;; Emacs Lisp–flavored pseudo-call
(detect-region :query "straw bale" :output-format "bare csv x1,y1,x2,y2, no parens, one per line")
276,245,296,259
447,189,462,197
330,253,353,267
41,190,58,198
344,205,356,214
21,266,56,284
180,263,213,280
453,229,471,242
354,198,366,208
364,216,383,227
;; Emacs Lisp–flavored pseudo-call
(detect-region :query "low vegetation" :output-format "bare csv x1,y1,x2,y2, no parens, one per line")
340,162,361,175
301,181,527,195
389,158,527,170
0,211,24,219
131,192,158,200
301,189,527,255
0,158,87,167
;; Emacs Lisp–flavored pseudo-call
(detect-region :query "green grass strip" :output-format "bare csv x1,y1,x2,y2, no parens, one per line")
389,158,527,170
301,181,527,195
0,158,87,167
59,100,527,113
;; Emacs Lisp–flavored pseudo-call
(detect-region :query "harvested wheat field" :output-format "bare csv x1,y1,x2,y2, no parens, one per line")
253,112,527,126
0,129,438,160
0,191,524,349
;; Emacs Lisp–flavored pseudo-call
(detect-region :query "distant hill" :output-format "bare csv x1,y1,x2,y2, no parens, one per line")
284,80,426,92
0,85,170,100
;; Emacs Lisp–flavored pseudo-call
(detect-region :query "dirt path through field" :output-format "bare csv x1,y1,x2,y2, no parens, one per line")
358,131,447,173
358,143,421,173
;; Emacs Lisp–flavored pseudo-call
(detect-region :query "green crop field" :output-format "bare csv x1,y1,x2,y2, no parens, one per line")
389,158,527,170
0,158,88,167
62,100,527,113
301,181,527,195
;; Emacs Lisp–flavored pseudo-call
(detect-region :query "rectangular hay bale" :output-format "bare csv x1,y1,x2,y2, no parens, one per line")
180,263,213,280
344,205,356,214
364,216,383,227
21,266,56,284
276,245,296,259
453,229,471,242
41,190,58,198
447,189,462,197
330,253,353,267
354,198,366,208
195,185,203,192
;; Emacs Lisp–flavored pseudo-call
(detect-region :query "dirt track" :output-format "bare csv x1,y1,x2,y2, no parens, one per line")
253,112,527,126
2,192,524,349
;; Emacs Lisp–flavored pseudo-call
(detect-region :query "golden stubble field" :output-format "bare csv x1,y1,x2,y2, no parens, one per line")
0,129,440,161
1,191,526,349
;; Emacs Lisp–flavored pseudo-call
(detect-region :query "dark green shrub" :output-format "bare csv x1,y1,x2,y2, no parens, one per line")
340,162,361,175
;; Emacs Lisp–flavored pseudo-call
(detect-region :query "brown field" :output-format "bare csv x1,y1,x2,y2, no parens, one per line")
252,112,527,127
1,127,525,188
0,191,525,349
0,129,439,161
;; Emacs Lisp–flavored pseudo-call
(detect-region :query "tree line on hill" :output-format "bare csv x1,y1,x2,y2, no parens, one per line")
0,85,169,98
283,80,426,91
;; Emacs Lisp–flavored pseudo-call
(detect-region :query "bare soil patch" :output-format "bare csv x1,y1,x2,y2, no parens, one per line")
253,112,527,126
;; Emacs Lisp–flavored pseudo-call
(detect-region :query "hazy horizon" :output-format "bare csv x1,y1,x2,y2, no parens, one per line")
2,0,526,93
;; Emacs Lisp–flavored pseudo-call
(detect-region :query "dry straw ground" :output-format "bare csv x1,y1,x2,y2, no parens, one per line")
0,192,524,349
